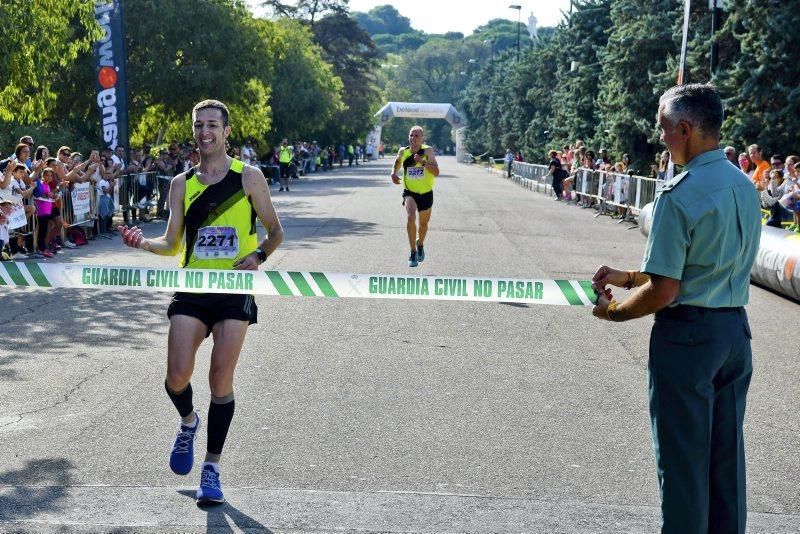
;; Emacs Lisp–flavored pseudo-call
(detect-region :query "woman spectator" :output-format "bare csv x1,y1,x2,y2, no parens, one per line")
653,151,670,180
780,156,800,232
738,152,754,179
577,150,597,208
32,145,49,180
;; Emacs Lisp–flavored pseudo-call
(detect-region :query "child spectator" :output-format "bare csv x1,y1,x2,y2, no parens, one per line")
34,168,58,258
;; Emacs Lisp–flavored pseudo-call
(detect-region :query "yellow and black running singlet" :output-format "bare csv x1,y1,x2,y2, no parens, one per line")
180,159,257,269
401,144,435,194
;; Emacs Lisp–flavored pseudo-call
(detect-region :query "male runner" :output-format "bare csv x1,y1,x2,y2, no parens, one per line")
119,99,283,505
390,126,439,267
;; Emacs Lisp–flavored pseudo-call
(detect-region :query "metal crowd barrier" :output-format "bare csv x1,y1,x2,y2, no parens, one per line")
508,162,663,224
116,171,160,215
8,195,36,251
61,181,98,229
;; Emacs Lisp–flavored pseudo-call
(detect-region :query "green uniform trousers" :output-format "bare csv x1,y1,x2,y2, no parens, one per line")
649,306,752,534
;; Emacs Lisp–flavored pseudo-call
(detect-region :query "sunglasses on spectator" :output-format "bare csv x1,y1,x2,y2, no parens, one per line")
60,152,71,157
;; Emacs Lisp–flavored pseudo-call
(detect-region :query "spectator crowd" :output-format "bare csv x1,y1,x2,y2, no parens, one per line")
0,135,378,262
507,139,800,231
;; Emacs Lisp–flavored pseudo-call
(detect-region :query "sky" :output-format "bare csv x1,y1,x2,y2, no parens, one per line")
247,1,573,36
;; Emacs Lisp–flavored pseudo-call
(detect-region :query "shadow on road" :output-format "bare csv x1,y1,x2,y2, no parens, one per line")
178,489,273,533
0,289,167,360
0,457,75,523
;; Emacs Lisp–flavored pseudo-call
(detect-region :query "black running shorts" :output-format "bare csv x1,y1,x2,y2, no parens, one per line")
167,292,257,337
402,189,433,212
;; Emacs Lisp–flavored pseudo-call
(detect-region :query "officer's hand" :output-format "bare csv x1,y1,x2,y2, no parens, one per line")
592,265,627,289
591,293,614,320
390,173,400,185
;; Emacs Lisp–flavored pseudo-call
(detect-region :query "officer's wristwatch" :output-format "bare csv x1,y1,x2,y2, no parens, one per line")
255,247,268,264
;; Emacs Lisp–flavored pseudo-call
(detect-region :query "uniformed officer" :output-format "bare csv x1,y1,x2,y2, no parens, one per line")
390,125,440,267
591,84,761,533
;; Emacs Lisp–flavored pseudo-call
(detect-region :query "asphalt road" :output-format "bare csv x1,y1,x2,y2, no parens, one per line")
1,156,798,533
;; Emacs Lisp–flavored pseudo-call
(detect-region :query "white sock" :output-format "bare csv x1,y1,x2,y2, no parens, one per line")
182,412,198,427
202,461,219,473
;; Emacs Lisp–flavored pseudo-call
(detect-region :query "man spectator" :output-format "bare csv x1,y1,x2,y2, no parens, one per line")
240,140,257,165
547,149,565,200
724,146,739,168
595,148,611,168
747,144,771,189
112,145,144,226
504,149,514,178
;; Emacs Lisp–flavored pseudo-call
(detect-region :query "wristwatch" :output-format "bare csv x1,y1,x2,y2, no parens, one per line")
255,247,268,264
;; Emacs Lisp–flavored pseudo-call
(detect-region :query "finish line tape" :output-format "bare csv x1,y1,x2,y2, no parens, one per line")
0,262,596,307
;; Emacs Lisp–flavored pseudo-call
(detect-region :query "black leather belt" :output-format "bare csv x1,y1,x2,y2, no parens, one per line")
655,305,743,321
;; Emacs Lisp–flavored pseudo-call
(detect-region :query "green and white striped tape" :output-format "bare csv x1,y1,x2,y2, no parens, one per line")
0,262,596,306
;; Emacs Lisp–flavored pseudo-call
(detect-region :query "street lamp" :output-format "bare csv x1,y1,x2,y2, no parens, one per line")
509,4,521,61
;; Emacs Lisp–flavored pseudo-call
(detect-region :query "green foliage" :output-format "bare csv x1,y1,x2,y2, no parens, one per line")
549,0,612,150
313,13,383,141
593,0,680,170
263,18,344,143
0,0,102,123
715,0,800,154
466,19,532,56
259,0,349,24
353,5,412,35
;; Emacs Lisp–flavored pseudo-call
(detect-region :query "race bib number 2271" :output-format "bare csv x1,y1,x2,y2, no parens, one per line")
194,226,239,259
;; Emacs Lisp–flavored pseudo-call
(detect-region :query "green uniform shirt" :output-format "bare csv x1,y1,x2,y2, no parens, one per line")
641,148,761,307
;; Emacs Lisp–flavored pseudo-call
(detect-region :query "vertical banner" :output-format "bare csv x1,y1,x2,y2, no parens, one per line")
93,0,129,152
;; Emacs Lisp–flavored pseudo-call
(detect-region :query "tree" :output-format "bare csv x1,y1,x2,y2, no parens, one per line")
313,13,383,141
353,12,387,35
715,0,800,154
363,5,412,35
124,0,273,144
260,0,349,25
594,0,681,169
467,18,532,56
258,18,343,143
0,0,101,123
549,0,612,150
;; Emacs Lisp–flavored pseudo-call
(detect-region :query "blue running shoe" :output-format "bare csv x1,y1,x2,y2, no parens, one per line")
416,240,425,262
408,250,418,267
169,414,199,476
196,464,225,505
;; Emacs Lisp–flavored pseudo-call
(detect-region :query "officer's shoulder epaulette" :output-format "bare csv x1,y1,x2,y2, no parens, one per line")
657,170,691,193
